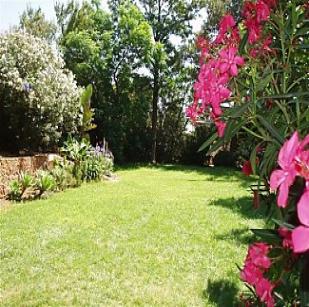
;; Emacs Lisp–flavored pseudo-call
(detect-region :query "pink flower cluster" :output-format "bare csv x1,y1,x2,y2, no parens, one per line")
242,0,276,58
187,0,276,137
186,15,244,137
240,243,275,307
270,132,309,253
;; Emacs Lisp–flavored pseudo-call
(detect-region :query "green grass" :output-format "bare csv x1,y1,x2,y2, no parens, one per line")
0,165,265,306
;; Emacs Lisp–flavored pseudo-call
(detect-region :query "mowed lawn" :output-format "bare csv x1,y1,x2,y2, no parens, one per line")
0,165,265,306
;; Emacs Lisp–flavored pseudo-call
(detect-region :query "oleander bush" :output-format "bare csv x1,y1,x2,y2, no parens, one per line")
0,31,82,152
187,0,309,305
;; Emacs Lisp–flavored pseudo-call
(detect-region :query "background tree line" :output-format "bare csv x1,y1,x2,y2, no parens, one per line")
11,0,242,164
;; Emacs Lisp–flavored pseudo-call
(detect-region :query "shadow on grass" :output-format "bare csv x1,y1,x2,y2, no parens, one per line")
209,196,267,220
203,279,240,306
215,228,254,245
116,164,254,187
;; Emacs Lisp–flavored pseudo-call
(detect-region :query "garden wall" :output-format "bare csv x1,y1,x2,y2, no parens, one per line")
0,154,59,198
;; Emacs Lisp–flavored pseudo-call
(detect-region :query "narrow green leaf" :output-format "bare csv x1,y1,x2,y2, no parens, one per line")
229,102,252,118
249,146,258,175
251,229,281,243
257,116,285,144
239,31,248,55
272,219,295,230
207,137,225,155
261,92,309,99
257,73,273,92
198,133,217,152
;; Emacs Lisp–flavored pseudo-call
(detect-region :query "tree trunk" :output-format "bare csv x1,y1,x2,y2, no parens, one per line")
151,67,159,163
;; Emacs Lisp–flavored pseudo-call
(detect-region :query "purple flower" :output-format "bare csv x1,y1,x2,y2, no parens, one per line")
23,82,32,93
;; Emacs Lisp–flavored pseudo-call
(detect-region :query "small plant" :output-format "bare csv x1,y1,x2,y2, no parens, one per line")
19,172,33,195
8,180,22,201
61,137,92,184
61,138,114,184
81,144,114,181
50,165,67,190
8,172,34,201
35,171,56,197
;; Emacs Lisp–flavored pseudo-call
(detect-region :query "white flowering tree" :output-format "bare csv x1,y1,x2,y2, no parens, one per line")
0,31,82,152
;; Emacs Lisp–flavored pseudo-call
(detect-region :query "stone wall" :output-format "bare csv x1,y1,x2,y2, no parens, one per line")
0,154,59,198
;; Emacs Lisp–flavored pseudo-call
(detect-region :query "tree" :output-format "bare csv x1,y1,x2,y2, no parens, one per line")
136,0,208,163
19,6,57,42
57,0,154,162
0,31,82,152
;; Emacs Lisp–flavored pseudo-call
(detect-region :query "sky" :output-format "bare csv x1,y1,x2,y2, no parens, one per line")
0,0,205,33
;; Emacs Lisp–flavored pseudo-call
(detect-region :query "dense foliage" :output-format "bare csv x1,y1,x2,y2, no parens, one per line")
187,0,309,305
0,31,82,152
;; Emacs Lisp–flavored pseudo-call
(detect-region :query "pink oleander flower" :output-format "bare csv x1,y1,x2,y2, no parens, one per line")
218,47,245,76
242,1,256,19
292,185,309,253
256,0,271,23
212,116,226,137
214,14,236,44
246,19,263,44
295,135,309,180
255,277,275,307
247,242,272,269
270,132,300,207
278,227,294,250
297,186,309,226
261,36,273,52
243,0,271,44
250,36,274,58
292,225,309,254
240,262,264,285
263,0,277,8
241,242,275,306
186,104,198,122
196,36,211,62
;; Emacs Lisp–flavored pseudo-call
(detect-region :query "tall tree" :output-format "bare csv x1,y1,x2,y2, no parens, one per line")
19,6,57,42
56,0,154,162
137,0,206,163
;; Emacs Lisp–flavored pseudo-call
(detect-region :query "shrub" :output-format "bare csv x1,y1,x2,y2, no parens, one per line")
187,0,308,305
61,138,114,183
8,180,23,202
61,137,92,185
19,172,34,193
35,171,56,197
8,172,34,201
0,31,82,152
81,145,114,181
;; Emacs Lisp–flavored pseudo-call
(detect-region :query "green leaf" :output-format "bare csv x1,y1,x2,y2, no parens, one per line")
251,229,281,243
198,133,217,152
207,137,225,155
257,73,273,92
239,31,248,55
80,84,93,108
249,145,258,175
257,116,285,144
261,92,309,100
272,219,295,230
228,102,252,118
